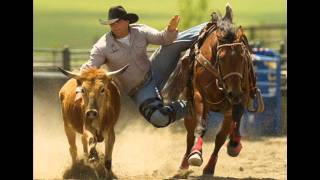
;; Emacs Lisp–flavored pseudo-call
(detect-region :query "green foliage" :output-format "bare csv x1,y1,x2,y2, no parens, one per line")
179,0,209,29
34,0,287,48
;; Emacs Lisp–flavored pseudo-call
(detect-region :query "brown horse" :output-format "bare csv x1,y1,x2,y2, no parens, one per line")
164,4,264,178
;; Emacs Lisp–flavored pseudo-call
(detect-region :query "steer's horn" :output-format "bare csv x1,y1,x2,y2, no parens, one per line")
106,64,130,76
57,67,81,79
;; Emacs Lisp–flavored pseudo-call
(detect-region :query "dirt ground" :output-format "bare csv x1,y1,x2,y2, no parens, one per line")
33,90,287,180
34,116,286,179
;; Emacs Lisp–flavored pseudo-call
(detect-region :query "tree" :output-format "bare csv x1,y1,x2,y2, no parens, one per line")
178,0,208,29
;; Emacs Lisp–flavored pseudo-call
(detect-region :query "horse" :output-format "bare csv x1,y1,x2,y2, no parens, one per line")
163,4,264,177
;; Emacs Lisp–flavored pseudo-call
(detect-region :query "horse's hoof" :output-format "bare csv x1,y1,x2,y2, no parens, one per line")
227,141,242,157
202,167,214,176
201,173,214,179
188,150,203,166
172,169,194,179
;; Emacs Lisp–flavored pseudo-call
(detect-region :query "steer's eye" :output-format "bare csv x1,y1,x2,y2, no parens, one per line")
100,88,105,94
81,88,86,94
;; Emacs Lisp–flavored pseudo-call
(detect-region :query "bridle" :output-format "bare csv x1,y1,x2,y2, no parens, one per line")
214,42,247,91
195,41,249,92
192,41,248,106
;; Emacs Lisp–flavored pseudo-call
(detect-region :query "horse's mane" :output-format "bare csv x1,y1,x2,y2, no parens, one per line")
211,12,236,43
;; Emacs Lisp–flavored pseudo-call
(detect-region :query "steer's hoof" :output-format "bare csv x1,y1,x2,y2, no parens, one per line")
88,148,99,163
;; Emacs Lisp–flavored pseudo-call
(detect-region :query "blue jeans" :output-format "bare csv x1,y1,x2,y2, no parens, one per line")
132,22,207,127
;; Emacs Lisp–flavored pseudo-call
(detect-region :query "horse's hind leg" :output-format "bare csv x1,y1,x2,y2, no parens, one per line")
227,104,244,157
203,111,233,175
64,122,77,165
181,116,197,169
173,116,196,178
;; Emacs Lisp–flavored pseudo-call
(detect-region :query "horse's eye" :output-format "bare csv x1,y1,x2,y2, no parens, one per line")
81,88,86,94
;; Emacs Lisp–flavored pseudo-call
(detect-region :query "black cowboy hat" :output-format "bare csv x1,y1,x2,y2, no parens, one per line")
99,6,139,25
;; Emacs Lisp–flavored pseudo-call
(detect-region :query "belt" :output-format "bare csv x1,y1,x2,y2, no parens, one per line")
128,71,152,97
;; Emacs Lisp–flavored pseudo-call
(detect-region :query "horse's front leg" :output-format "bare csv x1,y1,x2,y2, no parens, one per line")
203,110,233,176
227,104,244,157
188,90,208,167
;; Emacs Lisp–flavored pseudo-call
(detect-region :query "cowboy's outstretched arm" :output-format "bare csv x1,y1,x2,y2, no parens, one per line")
141,15,180,45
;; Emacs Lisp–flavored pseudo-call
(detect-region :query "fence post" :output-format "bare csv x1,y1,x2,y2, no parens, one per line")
62,45,71,70
249,27,255,40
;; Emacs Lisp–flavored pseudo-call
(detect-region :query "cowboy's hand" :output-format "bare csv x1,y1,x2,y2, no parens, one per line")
167,15,180,32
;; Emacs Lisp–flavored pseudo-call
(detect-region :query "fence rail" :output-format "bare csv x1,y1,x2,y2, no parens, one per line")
33,24,287,71
33,47,157,71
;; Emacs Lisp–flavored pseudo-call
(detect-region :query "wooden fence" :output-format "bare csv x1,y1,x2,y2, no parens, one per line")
33,24,287,71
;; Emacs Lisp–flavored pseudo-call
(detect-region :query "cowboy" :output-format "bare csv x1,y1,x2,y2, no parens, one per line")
78,5,207,128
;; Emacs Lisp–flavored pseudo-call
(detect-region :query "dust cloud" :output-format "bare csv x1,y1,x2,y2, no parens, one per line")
33,79,286,180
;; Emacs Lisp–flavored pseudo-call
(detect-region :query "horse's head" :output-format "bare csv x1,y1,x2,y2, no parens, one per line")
215,28,251,105
204,5,251,105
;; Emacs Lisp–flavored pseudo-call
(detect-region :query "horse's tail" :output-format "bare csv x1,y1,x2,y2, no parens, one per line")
162,50,192,101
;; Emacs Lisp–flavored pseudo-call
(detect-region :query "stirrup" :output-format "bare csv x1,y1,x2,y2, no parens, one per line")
247,88,264,113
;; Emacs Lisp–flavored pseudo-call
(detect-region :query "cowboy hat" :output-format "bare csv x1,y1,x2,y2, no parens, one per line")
99,6,139,25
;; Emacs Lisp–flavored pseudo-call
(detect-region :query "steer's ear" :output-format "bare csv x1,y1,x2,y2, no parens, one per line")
106,64,130,77
57,67,81,80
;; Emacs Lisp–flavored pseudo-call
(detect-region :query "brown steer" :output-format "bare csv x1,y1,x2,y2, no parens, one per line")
58,64,128,179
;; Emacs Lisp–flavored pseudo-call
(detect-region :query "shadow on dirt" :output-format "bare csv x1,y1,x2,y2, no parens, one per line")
166,175,276,180
62,158,106,180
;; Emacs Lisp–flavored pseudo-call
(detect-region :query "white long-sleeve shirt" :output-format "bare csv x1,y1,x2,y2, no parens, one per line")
81,24,178,94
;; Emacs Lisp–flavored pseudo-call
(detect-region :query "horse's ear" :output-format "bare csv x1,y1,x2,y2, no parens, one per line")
236,26,253,52
236,26,245,40
223,2,233,22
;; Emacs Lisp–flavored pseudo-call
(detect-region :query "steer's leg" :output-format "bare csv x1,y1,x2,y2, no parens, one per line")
103,128,117,180
81,135,88,156
83,127,98,163
64,122,77,165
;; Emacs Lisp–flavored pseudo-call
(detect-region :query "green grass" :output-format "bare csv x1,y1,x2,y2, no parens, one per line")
34,0,287,48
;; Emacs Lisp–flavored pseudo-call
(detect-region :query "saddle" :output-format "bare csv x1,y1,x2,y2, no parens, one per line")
163,18,259,109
